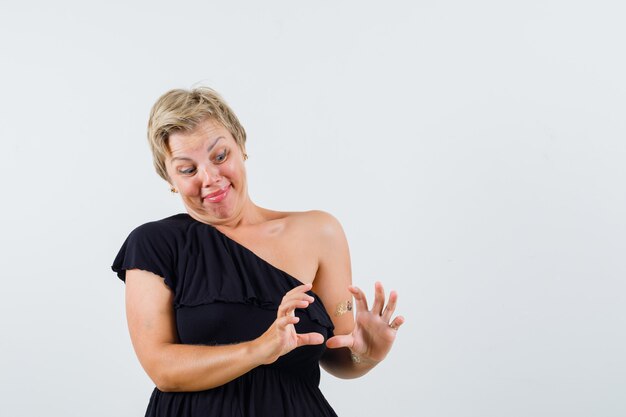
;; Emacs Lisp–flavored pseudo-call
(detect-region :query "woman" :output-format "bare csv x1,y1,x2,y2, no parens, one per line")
112,87,404,416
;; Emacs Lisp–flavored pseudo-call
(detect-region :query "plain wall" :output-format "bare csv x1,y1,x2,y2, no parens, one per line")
1,1,624,416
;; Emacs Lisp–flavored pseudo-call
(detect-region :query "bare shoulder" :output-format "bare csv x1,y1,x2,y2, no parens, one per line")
243,209,348,284
283,210,350,274
283,210,345,241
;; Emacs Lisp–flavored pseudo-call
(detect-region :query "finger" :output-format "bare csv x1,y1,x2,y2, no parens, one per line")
297,332,325,346
280,285,315,311
348,285,369,312
278,296,313,316
277,299,311,317
382,290,398,322
389,315,405,331
372,281,385,316
282,292,315,304
276,315,300,327
288,283,312,295
325,334,354,349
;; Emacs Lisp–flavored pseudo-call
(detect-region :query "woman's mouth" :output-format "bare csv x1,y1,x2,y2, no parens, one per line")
203,184,231,203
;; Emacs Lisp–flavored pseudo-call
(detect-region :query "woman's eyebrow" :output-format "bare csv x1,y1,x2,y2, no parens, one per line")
170,156,193,162
170,137,224,162
207,137,223,152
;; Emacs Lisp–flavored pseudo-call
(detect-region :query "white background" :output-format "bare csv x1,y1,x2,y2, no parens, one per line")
1,1,625,416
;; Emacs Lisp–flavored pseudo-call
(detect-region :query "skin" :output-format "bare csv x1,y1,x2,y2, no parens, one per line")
125,118,405,392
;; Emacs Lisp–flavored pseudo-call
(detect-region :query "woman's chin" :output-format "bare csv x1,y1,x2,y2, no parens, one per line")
187,204,237,225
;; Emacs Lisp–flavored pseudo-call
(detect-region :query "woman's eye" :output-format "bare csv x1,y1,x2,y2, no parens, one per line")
179,167,196,175
215,149,228,163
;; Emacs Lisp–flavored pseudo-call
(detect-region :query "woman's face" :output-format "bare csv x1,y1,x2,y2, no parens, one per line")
165,118,248,226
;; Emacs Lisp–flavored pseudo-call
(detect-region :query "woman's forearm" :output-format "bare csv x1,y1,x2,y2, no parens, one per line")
148,340,264,392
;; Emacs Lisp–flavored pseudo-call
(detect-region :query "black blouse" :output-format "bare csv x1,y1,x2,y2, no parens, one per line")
112,213,338,417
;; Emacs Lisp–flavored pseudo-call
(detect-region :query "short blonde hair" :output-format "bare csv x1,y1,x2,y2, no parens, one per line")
147,87,247,182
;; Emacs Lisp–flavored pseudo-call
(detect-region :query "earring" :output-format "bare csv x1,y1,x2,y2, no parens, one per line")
170,187,178,193
243,153,249,161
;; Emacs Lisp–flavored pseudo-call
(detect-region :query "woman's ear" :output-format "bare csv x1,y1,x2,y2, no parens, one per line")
240,145,248,161
167,178,177,193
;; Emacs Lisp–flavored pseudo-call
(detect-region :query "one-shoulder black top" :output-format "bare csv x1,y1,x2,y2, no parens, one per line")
112,213,338,417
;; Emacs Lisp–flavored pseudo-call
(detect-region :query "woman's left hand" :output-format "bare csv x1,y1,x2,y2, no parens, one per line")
326,282,404,364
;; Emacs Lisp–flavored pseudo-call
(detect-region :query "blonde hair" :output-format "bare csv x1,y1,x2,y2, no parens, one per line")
147,87,247,182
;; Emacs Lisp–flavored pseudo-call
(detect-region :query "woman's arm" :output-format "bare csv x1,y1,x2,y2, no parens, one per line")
125,270,323,392
310,211,404,378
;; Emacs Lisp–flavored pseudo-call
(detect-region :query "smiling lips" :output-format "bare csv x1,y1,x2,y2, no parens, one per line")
203,184,231,203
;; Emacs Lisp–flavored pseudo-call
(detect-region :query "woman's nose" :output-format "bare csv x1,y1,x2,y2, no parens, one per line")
200,165,220,186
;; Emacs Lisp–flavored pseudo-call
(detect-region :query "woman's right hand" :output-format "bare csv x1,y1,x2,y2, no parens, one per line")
255,283,325,364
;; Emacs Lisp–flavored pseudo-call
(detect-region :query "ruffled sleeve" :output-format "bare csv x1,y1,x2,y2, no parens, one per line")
111,221,177,290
